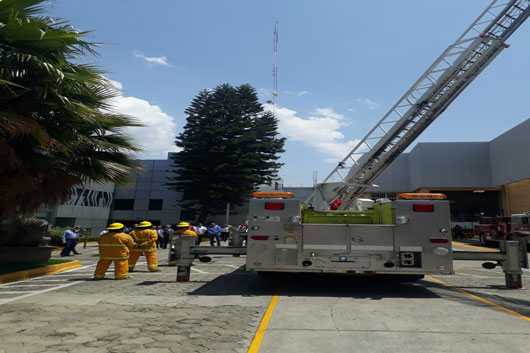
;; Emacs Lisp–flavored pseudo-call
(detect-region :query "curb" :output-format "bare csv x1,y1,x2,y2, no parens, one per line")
0,260,83,284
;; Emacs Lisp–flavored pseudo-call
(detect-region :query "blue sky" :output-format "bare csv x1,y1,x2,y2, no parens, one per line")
48,0,530,186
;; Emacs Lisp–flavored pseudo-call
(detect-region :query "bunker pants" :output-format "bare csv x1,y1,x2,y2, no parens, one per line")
128,250,158,271
93,259,129,280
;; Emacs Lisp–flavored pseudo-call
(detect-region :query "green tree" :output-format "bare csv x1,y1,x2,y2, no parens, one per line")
168,84,285,222
0,0,142,227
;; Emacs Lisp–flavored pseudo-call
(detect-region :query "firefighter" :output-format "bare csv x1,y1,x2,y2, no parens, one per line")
128,221,160,272
168,222,198,266
93,223,134,280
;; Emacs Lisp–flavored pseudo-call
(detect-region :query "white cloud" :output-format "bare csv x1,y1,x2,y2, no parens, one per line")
106,79,181,159
258,88,272,98
274,106,360,162
285,90,310,97
358,98,378,110
134,51,172,68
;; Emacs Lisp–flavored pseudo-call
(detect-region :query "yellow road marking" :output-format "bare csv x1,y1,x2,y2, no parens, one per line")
248,294,279,353
452,241,498,252
426,275,530,322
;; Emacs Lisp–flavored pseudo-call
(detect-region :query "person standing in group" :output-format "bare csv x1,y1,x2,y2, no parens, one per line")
93,223,134,280
60,225,81,256
128,221,160,272
236,221,248,232
162,224,172,249
220,224,230,242
175,222,197,240
207,222,221,246
168,222,198,266
156,225,163,248
195,223,207,244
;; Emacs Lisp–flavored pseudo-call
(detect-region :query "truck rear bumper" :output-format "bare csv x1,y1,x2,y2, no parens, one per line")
247,267,454,275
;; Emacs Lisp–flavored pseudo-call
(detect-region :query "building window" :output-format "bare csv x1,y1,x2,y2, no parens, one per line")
180,209,196,221
114,199,135,210
55,217,76,227
149,199,163,210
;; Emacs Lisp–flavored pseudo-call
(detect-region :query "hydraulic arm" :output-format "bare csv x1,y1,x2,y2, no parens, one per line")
308,0,530,210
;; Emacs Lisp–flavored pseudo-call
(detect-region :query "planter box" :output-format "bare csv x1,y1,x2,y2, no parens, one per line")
0,246,55,263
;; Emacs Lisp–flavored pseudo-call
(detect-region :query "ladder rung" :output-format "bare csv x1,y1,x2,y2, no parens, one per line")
430,68,448,74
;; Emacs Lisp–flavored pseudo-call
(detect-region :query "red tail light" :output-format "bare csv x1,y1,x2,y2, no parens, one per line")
265,202,284,210
250,235,269,241
430,238,449,243
413,204,434,212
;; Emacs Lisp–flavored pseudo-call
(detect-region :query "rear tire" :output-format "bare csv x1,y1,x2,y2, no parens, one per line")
479,233,488,245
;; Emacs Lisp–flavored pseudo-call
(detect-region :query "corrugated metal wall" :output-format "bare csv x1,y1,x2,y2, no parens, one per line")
369,154,410,192
489,118,530,186
408,142,492,190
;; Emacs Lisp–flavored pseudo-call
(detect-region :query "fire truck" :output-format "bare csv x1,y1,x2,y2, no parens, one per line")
171,0,530,288
474,213,530,247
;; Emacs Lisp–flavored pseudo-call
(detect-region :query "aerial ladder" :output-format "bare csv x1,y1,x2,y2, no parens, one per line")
308,0,530,211
172,0,530,288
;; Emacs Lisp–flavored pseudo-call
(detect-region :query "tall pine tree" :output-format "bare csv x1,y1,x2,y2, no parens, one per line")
167,84,285,223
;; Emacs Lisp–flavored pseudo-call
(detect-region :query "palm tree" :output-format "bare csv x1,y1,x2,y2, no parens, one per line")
0,0,142,227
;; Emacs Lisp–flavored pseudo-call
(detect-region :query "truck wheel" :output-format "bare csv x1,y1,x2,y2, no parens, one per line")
479,233,487,245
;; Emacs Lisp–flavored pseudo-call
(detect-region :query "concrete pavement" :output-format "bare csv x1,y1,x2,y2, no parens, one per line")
0,244,270,353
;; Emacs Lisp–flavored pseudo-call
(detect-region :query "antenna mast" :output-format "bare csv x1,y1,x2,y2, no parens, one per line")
272,22,279,118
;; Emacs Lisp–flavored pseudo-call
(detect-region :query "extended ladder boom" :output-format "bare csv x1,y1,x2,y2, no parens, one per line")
309,0,530,210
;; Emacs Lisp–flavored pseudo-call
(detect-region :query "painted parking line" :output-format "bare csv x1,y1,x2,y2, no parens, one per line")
248,294,279,353
0,281,81,305
222,264,241,269
3,283,58,287
191,267,209,274
426,275,530,322
0,264,97,305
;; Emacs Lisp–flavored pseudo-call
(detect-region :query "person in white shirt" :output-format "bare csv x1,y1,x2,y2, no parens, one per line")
195,223,207,244
220,224,231,242
156,225,164,248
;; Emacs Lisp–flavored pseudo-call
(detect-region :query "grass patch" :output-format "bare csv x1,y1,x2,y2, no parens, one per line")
0,259,72,275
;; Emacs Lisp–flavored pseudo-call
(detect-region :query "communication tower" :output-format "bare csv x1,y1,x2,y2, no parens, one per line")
272,22,279,118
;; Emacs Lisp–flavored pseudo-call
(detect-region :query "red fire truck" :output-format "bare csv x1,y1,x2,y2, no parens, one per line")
474,213,530,248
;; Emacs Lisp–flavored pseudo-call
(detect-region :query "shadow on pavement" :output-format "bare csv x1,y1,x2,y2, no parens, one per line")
189,271,441,300
421,279,530,318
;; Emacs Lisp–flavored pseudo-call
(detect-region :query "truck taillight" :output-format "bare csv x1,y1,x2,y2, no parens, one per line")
250,236,269,241
413,204,434,212
430,238,449,243
265,202,284,210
